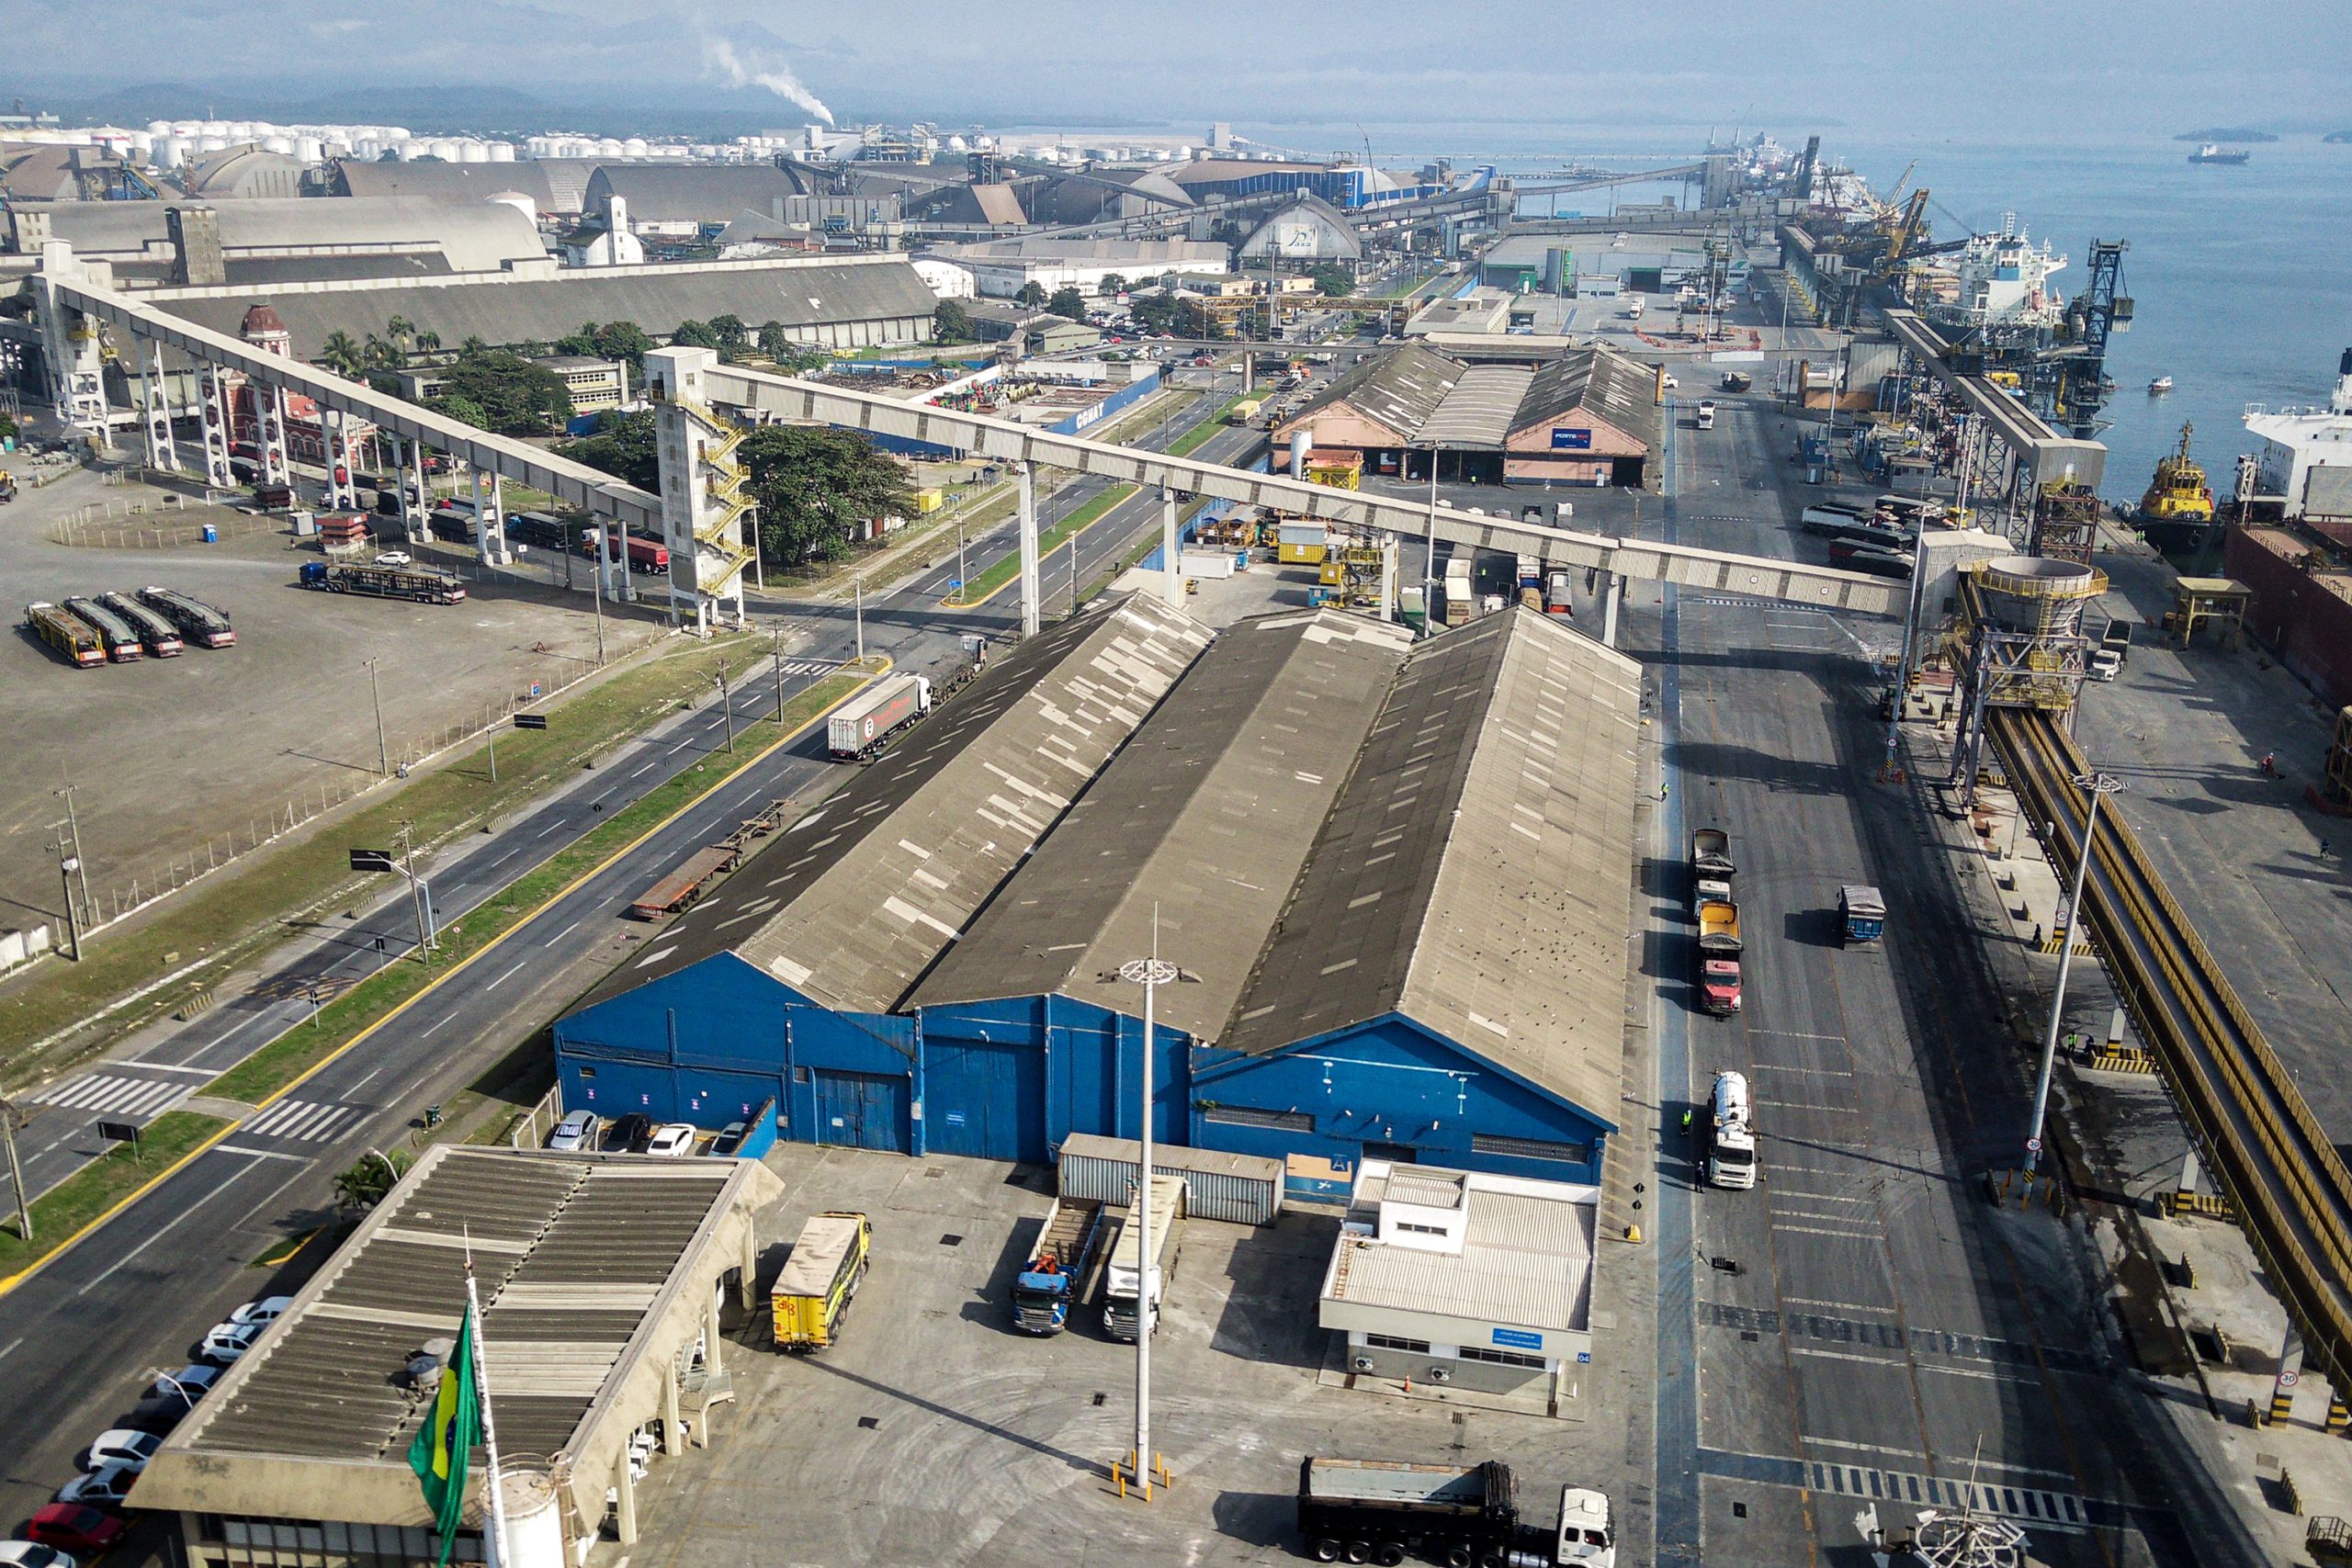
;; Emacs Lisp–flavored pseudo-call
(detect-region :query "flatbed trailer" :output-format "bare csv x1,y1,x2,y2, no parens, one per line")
62,595,143,662
99,592,184,657
137,586,235,647
628,843,741,919
1012,1195,1104,1334
300,560,467,604
26,601,105,668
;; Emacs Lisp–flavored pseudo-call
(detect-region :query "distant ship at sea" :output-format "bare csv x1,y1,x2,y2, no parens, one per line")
2189,143,2251,164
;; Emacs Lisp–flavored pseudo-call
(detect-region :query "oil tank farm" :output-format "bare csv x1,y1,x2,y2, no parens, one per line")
553,598,1643,1193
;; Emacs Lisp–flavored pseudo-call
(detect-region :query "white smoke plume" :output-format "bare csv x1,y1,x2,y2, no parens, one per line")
703,36,835,127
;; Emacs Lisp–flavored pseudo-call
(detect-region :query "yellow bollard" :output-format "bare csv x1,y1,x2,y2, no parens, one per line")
1624,1223,1643,1244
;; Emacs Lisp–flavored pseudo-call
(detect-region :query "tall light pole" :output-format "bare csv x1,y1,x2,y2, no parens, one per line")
854,573,865,664
713,668,736,754
1112,918,1195,1502
367,657,390,776
772,626,787,721
1421,440,1441,634
1,1099,32,1241
2025,771,2124,1173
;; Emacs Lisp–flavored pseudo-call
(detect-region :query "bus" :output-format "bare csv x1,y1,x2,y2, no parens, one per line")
137,586,236,648
62,595,144,662
27,602,106,668
99,592,184,657
772,1212,871,1351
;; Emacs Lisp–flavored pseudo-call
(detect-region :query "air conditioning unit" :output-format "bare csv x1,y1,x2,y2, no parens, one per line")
1428,1366,1453,1384
1352,1356,1376,1373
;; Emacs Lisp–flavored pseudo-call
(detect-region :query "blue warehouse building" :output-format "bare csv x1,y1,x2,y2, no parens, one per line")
553,597,1642,1193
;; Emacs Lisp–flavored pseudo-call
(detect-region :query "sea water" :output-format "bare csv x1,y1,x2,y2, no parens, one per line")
1233,120,2352,510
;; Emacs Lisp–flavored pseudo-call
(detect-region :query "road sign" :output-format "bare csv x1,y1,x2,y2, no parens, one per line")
530,682,542,698
2025,1136,2042,1154
96,1121,140,1145
514,713,548,731
2281,1369,2301,1386
350,849,396,873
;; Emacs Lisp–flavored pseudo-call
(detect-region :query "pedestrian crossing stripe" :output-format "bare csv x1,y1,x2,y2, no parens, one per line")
775,659,834,676
243,1099,362,1143
29,1073,196,1119
1805,1461,2091,1529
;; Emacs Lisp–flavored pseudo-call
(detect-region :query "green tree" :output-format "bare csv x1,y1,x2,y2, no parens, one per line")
557,409,659,490
317,330,367,377
459,335,489,355
1099,273,1127,297
333,1149,413,1214
739,424,916,568
594,321,653,368
1046,286,1087,321
707,313,749,350
668,318,723,350
933,299,976,344
425,349,572,434
424,392,492,431
1312,263,1356,298
755,320,795,358
1013,281,1047,308
413,328,442,355
1129,293,1185,335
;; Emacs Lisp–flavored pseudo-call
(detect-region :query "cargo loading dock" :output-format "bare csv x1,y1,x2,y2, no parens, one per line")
554,598,1643,1194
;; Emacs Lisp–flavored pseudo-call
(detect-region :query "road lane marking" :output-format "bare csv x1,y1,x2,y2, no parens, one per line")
217,1144,311,1163
75,1159,270,1295
486,960,527,992
123,1063,220,1079
345,1065,387,1095
548,918,583,943
0,669,877,1299
421,1013,457,1038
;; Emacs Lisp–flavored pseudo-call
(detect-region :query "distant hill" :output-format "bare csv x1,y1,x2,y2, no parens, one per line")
2327,131,2352,144
2174,128,2281,142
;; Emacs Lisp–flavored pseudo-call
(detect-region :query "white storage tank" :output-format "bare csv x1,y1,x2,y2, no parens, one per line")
147,118,173,136
458,141,488,163
487,141,515,162
497,1469,566,1568
295,136,324,163
396,140,425,161
261,135,294,154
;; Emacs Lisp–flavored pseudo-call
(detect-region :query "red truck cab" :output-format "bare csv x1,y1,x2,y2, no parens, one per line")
1699,957,1743,1016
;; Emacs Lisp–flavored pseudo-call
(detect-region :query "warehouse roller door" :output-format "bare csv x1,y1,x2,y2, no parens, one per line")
814,1069,908,1154
923,1038,1046,1163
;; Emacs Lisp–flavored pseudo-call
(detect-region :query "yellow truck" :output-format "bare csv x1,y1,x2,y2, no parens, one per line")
772,1211,871,1352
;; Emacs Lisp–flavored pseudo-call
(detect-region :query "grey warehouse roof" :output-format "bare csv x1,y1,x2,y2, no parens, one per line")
335,156,605,218
1283,343,1659,457
911,609,1415,1039
1513,345,1659,446
1294,343,1465,444
583,163,828,223
1324,1162,1597,1335
133,1145,778,1532
9,195,549,275
1223,608,1642,1122
139,253,939,361
1419,364,1536,450
586,593,1209,1016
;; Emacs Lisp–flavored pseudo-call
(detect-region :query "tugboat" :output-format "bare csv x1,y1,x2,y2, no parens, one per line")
2189,142,2251,164
2135,421,2221,556
2148,375,2175,394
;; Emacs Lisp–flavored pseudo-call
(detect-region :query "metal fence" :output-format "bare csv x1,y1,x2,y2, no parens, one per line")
506,1082,566,1149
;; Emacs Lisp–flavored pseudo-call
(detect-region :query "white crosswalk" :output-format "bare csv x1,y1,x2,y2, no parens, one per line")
774,659,834,676
242,1099,364,1144
1804,1461,2095,1530
29,1072,196,1120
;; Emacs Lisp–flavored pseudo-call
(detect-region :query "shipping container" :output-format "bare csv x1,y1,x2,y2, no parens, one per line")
1056,1134,1283,1226
827,675,932,760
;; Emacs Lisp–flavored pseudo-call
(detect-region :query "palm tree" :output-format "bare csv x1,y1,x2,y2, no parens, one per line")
459,335,489,359
364,333,397,370
413,329,442,356
318,330,365,378
385,313,414,352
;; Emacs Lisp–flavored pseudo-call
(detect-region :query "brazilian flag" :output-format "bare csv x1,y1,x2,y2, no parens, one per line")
407,1302,481,1564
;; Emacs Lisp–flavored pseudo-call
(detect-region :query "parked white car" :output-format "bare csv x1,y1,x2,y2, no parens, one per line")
151,1363,221,1403
82,1429,164,1473
55,1463,138,1508
646,1122,697,1157
0,1541,81,1568
374,550,413,567
200,1319,264,1363
230,1294,295,1327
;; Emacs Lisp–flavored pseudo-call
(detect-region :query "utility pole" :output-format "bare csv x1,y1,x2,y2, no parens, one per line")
772,626,787,722
714,668,736,753
397,821,435,962
367,657,390,776
54,836,82,962
854,574,865,664
956,518,968,601
589,530,607,665
1069,532,1080,616
0,1100,30,1241
58,784,91,930
485,715,499,784
2025,771,2124,1174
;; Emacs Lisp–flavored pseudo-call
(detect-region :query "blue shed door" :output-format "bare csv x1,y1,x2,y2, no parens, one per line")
814,1069,907,1154
923,1038,1046,1163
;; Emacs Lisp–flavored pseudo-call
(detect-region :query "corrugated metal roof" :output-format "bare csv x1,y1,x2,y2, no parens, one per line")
141,254,939,362
1419,365,1535,450
910,609,1412,1038
588,595,1208,1017
18,195,548,274
1325,1165,1596,1333
583,164,823,223
164,1149,740,1464
1223,610,1642,1123
1284,343,1464,447
1510,344,1658,450
335,157,604,216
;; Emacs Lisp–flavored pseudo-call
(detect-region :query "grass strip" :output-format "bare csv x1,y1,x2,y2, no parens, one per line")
202,671,865,1111
0,1110,229,1270
945,483,1138,606
1,633,786,1076
1167,395,1252,459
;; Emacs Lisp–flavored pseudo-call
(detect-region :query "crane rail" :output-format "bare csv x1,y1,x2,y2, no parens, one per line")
1991,708,2352,1381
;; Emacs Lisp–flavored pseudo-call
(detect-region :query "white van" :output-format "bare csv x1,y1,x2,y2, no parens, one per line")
1708,1070,1757,1190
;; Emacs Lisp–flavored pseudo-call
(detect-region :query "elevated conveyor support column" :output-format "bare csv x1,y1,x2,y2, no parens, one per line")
141,340,177,472
1160,487,1182,609
198,366,232,489
1017,461,1041,637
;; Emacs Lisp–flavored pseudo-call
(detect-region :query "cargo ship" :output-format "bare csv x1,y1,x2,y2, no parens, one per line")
2188,143,2251,164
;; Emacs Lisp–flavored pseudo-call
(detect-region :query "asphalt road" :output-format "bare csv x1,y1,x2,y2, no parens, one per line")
0,383,1267,1543
1640,389,2260,1567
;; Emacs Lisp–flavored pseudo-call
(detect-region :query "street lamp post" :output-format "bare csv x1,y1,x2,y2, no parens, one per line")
367,657,390,777
2025,771,2124,1173
1110,924,1195,1502
714,668,736,754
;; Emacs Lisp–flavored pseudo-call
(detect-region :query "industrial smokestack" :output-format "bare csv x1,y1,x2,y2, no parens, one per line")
1289,429,1312,479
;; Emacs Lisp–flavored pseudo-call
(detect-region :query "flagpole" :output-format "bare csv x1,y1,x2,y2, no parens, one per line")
464,1260,514,1568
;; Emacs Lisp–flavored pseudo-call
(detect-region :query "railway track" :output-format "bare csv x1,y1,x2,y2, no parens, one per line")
1991,707,2352,1383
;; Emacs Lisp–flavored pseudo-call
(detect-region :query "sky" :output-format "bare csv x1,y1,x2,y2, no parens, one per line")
4,0,2348,141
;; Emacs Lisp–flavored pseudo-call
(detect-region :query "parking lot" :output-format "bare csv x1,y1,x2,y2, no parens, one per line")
0,466,665,933
604,1143,1649,1568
